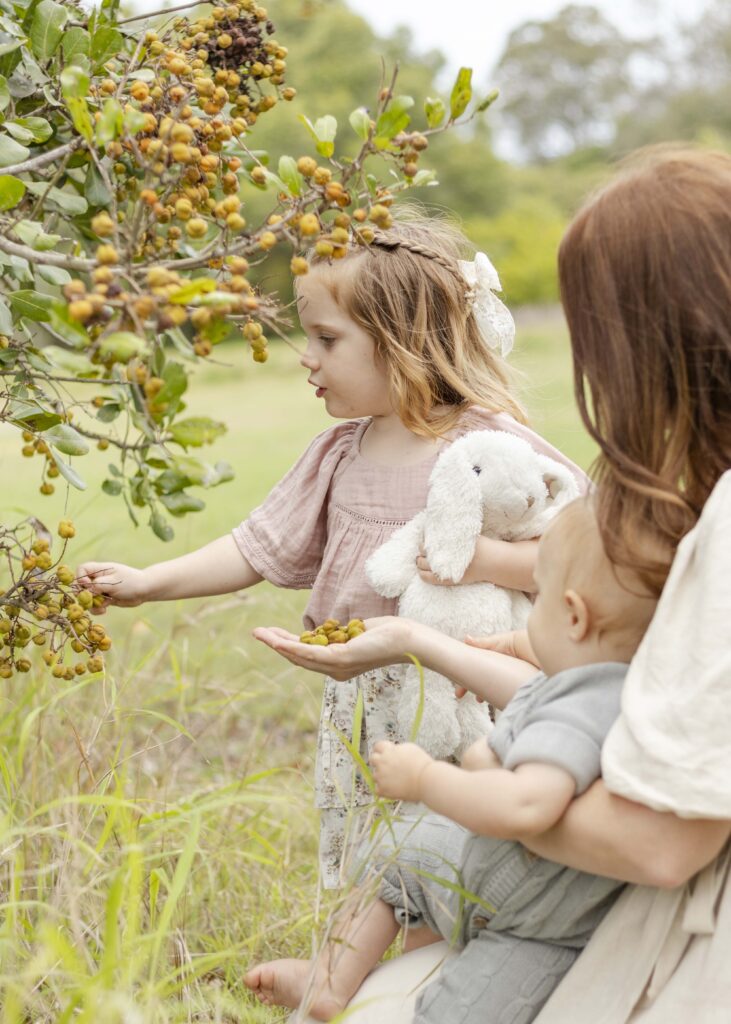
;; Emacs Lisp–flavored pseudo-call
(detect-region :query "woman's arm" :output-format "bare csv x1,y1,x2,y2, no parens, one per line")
253,618,537,709
520,778,731,888
76,534,262,608
417,537,539,593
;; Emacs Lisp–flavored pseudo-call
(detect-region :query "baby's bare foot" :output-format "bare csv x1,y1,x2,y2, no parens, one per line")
244,958,347,1020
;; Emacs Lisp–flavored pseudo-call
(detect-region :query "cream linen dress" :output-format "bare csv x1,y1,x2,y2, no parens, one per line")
233,409,587,888
312,471,731,1021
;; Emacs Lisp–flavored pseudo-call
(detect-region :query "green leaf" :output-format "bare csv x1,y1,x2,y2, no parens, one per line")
412,168,437,187
42,345,96,376
349,107,371,140
85,161,112,207
123,105,147,135
278,154,302,196
8,289,53,321
0,296,12,334
167,277,216,305
62,27,90,64
159,491,205,516
60,65,92,140
102,478,122,496
98,331,147,362
90,26,123,69
168,417,226,448
476,89,499,113
0,134,29,167
449,66,472,121
4,121,34,143
375,95,414,146
49,447,87,490
29,0,67,63
95,97,123,146
0,75,9,112
13,221,60,251
298,114,337,158
41,423,90,456
24,181,88,215
424,96,445,128
157,362,187,407
0,174,25,211
96,401,122,423
37,264,70,286
150,509,174,542
12,116,52,143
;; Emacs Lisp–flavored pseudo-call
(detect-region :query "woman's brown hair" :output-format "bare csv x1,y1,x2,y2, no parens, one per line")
306,211,527,437
559,146,731,595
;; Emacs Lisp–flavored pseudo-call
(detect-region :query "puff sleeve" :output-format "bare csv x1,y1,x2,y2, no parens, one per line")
231,420,359,589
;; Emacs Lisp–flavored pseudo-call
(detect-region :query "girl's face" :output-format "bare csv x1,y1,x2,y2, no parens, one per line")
296,270,394,420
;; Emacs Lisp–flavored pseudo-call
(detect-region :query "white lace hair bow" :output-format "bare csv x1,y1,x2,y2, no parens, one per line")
458,251,515,358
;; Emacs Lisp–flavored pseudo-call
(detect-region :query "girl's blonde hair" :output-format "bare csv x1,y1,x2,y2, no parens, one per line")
307,210,527,438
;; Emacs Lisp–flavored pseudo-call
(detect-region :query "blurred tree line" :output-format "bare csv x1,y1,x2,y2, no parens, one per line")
162,0,731,307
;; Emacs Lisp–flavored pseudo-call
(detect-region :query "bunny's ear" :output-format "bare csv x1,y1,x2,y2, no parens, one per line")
422,451,484,582
526,456,581,535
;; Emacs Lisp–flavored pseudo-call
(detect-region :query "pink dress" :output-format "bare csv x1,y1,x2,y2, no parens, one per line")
233,408,587,887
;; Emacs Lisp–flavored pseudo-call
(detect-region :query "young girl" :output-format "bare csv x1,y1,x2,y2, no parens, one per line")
76,214,585,889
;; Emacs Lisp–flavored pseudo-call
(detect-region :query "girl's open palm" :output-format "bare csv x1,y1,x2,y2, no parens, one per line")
252,617,410,680
75,562,149,613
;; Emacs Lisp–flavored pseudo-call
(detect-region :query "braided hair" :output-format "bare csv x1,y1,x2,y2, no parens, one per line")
305,209,526,437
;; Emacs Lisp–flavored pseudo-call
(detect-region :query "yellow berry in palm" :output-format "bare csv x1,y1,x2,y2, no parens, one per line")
309,633,328,645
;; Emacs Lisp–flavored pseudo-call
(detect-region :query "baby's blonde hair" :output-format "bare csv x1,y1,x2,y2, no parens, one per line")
306,210,527,438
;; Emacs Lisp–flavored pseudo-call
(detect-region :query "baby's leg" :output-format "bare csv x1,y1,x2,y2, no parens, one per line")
414,930,578,1024
244,893,399,1021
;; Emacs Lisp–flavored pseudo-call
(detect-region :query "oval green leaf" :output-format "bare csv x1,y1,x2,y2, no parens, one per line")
0,174,25,211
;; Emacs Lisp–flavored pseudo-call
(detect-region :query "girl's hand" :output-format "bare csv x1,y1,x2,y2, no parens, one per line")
371,740,433,801
75,561,151,614
416,537,539,592
252,617,413,681
465,629,539,666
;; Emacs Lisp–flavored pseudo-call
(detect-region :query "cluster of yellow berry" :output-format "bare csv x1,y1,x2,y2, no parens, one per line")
0,520,110,680
299,618,366,645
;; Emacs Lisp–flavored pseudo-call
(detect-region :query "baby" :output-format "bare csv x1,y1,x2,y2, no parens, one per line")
245,498,658,1023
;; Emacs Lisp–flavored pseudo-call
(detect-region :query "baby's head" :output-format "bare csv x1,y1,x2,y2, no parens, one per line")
528,498,657,677
295,211,525,437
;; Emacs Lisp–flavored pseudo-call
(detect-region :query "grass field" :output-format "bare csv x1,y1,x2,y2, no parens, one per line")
0,315,595,1022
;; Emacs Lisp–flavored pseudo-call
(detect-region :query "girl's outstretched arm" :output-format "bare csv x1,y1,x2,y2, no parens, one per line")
253,618,537,709
76,534,262,610
416,537,539,593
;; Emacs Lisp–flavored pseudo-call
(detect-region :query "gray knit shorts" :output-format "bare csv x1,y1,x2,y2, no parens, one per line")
367,813,624,1024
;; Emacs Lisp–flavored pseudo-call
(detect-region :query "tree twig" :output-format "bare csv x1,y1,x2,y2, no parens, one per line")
0,140,83,177
0,235,94,272
117,1,203,25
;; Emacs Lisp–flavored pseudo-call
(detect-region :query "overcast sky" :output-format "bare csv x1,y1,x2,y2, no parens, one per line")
125,0,708,83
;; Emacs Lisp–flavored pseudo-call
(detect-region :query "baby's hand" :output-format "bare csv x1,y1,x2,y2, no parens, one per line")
371,741,433,802
460,737,499,772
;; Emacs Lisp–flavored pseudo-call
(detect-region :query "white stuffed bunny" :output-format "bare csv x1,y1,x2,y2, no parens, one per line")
366,430,580,760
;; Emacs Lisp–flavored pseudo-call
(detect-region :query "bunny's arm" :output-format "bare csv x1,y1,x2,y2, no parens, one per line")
365,511,426,598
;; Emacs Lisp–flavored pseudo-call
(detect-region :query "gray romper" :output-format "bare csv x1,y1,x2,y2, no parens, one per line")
369,662,628,1024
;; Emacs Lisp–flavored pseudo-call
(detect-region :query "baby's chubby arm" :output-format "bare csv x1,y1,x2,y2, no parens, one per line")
76,534,262,610
371,741,575,839
416,536,539,593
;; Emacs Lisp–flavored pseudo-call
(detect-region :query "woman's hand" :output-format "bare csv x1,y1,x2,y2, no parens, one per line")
252,616,413,681
74,561,151,614
371,740,433,801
